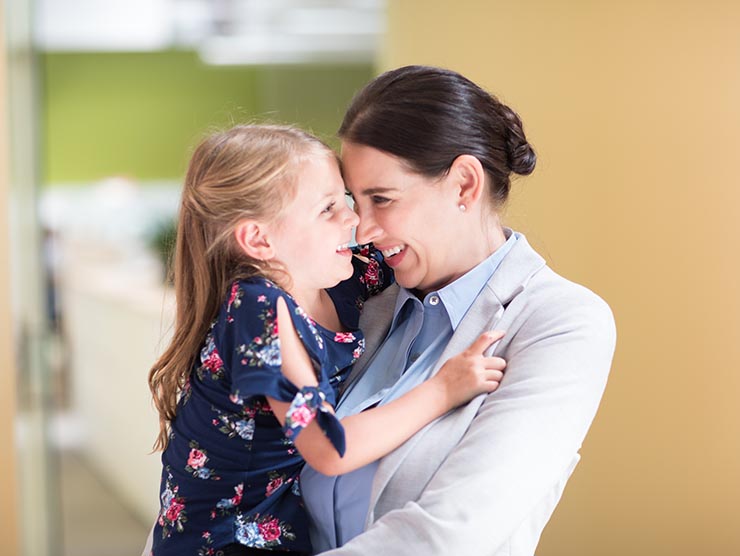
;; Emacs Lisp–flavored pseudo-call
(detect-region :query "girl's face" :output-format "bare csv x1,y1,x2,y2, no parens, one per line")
269,154,359,298
341,142,474,295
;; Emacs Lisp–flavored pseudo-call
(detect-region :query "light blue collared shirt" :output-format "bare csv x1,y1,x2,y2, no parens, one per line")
301,232,518,552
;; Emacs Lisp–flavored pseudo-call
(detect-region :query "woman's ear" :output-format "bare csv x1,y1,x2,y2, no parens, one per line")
234,219,275,260
449,154,486,209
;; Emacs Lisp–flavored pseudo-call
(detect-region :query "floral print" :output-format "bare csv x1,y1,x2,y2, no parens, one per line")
294,305,324,350
357,245,387,298
214,483,243,516
197,335,225,381
212,405,257,445
235,298,282,369
158,468,188,539
334,331,356,343
235,514,297,549
185,441,220,480
196,531,219,556
227,282,244,312
153,247,391,555
265,471,288,498
283,387,330,442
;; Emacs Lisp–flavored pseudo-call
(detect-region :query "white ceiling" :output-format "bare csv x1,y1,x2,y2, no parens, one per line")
34,0,385,64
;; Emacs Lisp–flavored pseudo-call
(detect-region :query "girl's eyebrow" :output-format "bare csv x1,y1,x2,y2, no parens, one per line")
313,192,335,207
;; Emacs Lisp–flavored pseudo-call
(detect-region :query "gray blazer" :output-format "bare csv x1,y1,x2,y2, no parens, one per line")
320,233,616,556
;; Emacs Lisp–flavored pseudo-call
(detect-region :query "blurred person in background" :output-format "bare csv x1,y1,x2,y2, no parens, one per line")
299,65,616,556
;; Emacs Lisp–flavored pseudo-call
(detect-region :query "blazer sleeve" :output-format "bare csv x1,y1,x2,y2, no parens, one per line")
318,283,616,555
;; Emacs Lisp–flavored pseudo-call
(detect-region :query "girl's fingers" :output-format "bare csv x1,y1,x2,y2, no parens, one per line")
465,330,506,356
464,332,496,356
484,330,506,346
484,370,504,382
482,356,507,371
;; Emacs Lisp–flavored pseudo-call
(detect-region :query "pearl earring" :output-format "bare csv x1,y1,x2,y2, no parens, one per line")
458,204,467,212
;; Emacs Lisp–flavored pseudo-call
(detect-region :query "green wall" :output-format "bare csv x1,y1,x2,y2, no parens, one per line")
41,51,372,184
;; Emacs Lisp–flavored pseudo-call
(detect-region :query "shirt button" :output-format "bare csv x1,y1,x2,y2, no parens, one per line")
429,295,440,306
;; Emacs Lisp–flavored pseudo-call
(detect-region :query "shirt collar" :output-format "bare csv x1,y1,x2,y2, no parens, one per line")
389,230,519,330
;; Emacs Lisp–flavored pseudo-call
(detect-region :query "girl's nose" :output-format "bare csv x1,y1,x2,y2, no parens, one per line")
346,206,360,228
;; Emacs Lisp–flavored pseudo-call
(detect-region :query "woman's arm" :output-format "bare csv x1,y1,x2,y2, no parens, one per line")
267,297,505,476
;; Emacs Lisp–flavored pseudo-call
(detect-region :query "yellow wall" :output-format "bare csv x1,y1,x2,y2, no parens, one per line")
0,4,21,554
385,1,740,554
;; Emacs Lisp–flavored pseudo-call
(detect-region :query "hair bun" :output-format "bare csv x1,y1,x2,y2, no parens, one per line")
507,138,536,176
499,105,536,176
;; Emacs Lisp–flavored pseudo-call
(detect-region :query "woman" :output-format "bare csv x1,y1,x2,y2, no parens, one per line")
299,65,616,556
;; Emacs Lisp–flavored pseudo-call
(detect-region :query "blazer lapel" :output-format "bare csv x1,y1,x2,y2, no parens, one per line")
340,284,399,395
367,286,506,516
367,233,547,516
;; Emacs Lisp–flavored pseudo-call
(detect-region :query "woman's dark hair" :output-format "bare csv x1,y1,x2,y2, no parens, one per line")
339,65,536,205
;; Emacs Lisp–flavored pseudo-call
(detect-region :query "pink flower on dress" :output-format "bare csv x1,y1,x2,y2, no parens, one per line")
227,282,240,310
257,295,267,303
232,483,244,505
289,405,313,428
258,519,282,542
364,260,380,286
165,500,184,522
334,332,356,343
203,349,223,373
265,477,283,497
187,448,207,469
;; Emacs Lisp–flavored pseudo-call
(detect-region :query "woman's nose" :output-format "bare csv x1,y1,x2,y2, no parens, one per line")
355,210,381,245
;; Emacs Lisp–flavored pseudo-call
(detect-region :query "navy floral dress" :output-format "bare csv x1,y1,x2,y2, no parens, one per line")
152,248,390,556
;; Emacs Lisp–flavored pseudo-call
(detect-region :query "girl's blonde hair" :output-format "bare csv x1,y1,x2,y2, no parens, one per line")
149,124,333,451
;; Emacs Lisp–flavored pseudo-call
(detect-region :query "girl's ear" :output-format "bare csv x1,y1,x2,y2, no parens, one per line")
449,154,486,209
234,219,276,260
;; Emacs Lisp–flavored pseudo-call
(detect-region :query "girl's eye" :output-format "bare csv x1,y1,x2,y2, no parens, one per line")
322,201,336,214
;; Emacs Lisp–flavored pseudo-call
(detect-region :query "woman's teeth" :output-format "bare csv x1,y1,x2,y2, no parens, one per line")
381,245,405,258
336,243,350,252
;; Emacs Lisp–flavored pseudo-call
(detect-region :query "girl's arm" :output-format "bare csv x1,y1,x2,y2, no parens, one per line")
267,297,506,476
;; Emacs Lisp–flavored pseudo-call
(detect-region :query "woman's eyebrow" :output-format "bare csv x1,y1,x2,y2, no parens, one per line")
360,186,397,196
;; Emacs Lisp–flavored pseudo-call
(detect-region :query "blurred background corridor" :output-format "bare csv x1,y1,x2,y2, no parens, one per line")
1,1,739,555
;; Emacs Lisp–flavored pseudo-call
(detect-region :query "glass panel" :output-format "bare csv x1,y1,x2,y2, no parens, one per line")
6,0,59,555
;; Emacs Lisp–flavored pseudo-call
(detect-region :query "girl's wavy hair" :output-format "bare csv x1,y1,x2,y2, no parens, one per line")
148,124,333,451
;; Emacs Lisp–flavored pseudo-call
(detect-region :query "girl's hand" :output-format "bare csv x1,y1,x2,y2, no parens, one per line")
432,331,507,410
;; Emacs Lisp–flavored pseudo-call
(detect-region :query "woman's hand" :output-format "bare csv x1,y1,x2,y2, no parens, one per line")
431,331,507,410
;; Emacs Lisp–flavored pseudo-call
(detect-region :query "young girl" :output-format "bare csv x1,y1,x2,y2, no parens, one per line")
148,125,506,556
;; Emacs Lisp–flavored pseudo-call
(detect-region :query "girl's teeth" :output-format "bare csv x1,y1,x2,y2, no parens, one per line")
336,243,350,252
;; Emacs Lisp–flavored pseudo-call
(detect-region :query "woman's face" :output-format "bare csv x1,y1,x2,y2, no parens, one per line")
341,142,471,295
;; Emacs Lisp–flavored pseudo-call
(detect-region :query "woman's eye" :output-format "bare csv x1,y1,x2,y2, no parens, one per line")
371,195,391,205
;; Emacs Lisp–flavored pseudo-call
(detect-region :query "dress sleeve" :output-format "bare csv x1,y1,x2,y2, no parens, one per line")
217,280,345,456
